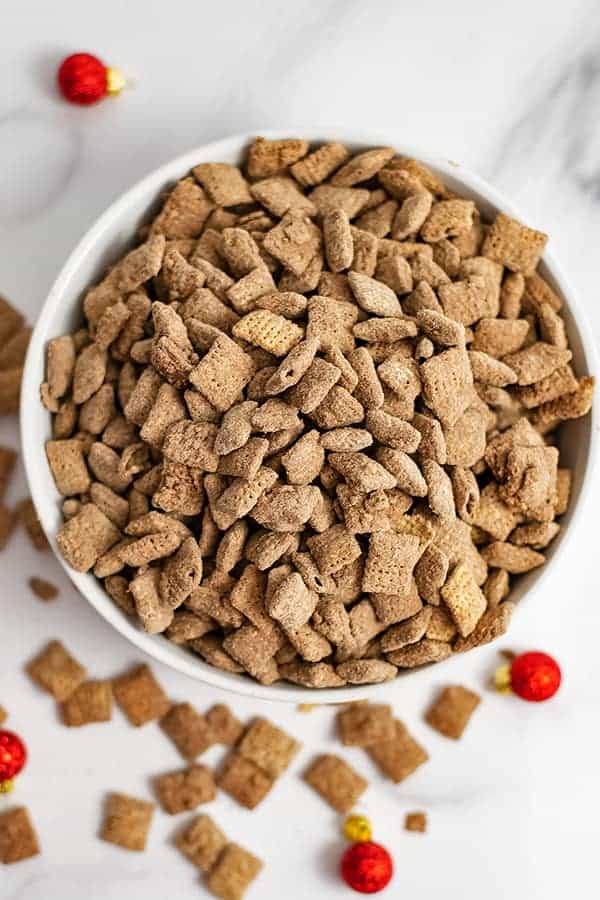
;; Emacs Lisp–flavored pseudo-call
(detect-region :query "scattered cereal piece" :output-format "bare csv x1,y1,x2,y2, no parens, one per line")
303,754,368,813
206,842,264,900
0,806,40,864
61,679,112,727
206,704,244,746
112,664,170,727
367,720,428,783
175,813,227,872
404,811,427,833
425,685,481,739
161,702,215,760
155,764,216,814
100,792,155,852
218,752,274,810
28,576,58,602
237,718,300,778
26,640,86,701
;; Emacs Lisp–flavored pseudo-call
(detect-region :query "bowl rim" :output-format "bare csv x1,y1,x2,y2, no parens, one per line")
21,128,599,703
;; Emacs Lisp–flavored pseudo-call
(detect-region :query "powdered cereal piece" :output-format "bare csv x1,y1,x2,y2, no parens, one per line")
192,163,252,207
375,447,427,496
262,211,322,276
112,663,170,726
367,720,428,783
516,365,578,409
310,384,364,429
175,814,228,873
501,341,571,387
420,199,475,243
100,792,154,852
329,451,396,491
205,704,243,746
425,605,457,640
45,334,76,402
189,333,255,412
256,290,308,319
280,660,345,687
264,338,318,396
425,685,481,739
72,343,107,405
0,806,40,864
347,271,403,317
349,226,379,275
355,199,398,237
247,136,309,178
304,754,367,813
391,192,433,240
440,563,486,637
362,531,421,594
26,639,86,700
251,175,315,218
267,571,318,630
483,568,510,606
161,702,214,760
223,624,281,684
417,308,465,347
320,428,372,452
45,439,91,496
280,430,324,485
61,679,112,726
335,484,390,534
290,142,349,186
414,544,449,604
306,524,362,575
309,184,369,219
531,375,594,432
56,503,120,572
155,764,216,815
480,542,544,573
206,842,264,900
386,638,452,667
28,576,58,602
483,212,547,274
336,659,398,684
380,607,432,651
218,751,274,809
420,347,473,426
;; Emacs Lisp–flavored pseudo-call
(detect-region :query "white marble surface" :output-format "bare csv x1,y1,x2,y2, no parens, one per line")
2,1,600,897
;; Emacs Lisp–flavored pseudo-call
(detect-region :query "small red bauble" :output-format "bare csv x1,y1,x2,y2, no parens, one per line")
57,53,125,105
0,730,27,782
341,841,393,894
510,651,561,702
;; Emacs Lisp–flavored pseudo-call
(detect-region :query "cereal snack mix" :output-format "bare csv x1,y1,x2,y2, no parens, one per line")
100,792,155,852
41,137,594,688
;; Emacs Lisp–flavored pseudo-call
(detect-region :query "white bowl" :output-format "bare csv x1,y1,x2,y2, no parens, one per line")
21,129,598,703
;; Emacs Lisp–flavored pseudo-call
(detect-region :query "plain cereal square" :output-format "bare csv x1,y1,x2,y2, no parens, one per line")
367,720,428,783
155,764,216,814
303,753,367,813
425,685,481,739
206,704,244,746
237,718,300,778
26,640,86,701
405,811,427,833
112,664,171,727
206,842,264,900
61,680,112,726
337,703,395,747
175,813,227,872
161,702,215,760
100,792,155,852
0,807,40,864
217,752,274,810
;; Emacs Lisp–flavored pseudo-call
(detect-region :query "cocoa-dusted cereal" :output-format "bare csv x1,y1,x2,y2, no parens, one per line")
100,792,155,852
39,140,593,690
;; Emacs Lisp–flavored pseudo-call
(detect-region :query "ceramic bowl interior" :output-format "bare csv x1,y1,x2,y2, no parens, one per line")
21,130,598,703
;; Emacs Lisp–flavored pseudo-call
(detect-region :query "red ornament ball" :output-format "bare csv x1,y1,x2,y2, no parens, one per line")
57,53,108,105
0,730,27,782
341,841,393,894
510,651,561,702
